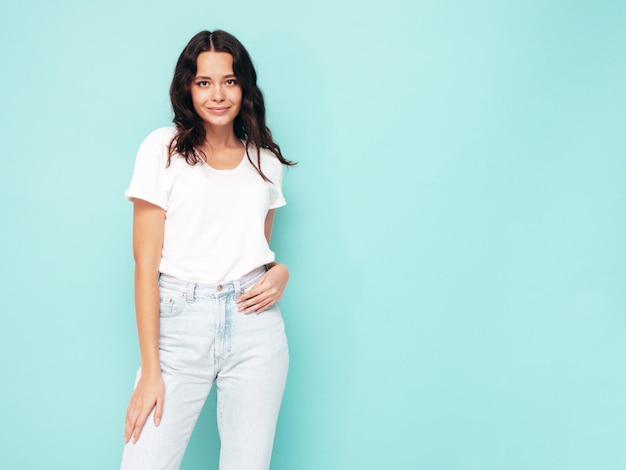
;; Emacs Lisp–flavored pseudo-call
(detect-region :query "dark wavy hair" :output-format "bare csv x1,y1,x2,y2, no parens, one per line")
168,30,295,181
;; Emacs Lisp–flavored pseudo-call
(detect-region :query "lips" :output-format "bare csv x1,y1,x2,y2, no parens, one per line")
207,107,230,115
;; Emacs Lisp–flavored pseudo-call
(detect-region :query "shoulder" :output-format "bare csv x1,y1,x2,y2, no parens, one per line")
258,147,283,170
140,126,177,148
253,147,284,183
133,127,177,170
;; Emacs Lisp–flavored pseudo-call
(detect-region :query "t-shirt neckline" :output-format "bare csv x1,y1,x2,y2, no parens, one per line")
202,141,247,173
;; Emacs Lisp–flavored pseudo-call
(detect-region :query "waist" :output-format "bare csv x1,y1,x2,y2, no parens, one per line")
158,265,267,299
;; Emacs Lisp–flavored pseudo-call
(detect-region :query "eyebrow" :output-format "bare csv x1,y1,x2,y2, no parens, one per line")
195,74,237,80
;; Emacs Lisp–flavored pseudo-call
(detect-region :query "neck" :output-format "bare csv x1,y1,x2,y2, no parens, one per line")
203,125,240,150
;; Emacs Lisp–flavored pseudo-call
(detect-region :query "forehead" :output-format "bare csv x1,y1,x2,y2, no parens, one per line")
196,51,235,76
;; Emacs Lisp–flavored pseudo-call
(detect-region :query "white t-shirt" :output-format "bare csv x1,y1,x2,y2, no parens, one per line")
125,127,286,283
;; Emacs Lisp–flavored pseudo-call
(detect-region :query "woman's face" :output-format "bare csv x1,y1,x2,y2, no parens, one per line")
190,51,242,131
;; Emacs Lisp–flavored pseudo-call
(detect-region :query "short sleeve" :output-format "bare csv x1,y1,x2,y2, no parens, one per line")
125,128,174,210
267,155,287,209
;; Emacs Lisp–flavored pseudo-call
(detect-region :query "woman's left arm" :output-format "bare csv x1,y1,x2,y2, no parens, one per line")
236,209,289,313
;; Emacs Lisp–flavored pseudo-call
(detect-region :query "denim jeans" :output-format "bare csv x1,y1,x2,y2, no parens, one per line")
121,267,289,470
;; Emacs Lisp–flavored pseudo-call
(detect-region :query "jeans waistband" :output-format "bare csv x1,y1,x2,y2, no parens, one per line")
158,266,267,300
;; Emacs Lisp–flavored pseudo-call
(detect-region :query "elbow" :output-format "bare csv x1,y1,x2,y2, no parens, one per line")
134,259,161,278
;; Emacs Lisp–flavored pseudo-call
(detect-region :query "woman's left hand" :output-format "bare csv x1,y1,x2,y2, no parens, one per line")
237,263,289,314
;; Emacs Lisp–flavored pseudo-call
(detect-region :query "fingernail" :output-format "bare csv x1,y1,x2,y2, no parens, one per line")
155,418,161,427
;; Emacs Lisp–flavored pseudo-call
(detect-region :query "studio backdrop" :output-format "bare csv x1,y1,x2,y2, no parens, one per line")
1,1,625,469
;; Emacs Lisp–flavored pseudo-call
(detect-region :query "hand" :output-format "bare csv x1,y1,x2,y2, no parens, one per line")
237,263,289,314
124,372,164,444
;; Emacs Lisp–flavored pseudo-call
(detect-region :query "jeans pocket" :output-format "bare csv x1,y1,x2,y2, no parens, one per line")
159,288,186,317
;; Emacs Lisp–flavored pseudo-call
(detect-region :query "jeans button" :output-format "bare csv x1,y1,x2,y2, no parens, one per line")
216,284,223,292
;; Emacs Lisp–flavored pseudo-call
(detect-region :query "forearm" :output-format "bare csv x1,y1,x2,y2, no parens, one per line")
131,199,165,377
134,264,161,375
125,199,165,444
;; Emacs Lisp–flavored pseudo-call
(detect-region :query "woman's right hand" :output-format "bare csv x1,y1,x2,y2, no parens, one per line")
124,372,164,444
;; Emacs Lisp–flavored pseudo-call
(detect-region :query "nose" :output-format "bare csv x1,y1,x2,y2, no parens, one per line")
211,85,225,102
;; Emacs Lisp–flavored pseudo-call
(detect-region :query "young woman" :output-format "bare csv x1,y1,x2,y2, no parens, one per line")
121,30,294,470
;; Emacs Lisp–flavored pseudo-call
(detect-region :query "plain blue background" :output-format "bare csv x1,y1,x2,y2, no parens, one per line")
1,1,625,468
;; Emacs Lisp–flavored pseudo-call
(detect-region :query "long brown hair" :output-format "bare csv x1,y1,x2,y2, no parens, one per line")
168,30,295,180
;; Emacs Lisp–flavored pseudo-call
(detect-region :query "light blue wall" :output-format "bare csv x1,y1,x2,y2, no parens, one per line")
1,1,625,468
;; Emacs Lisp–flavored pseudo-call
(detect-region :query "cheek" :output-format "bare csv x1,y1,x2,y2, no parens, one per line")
190,90,202,108
233,89,243,109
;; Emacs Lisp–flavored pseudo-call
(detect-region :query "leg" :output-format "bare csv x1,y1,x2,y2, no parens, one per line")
216,303,289,470
121,369,213,470
121,280,217,470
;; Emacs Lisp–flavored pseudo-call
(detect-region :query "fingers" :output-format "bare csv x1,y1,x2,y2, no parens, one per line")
245,295,274,314
124,402,150,444
237,285,278,313
124,410,135,443
124,396,139,443
236,267,287,313
237,278,269,312
238,293,274,313
154,395,163,427
236,274,267,303
124,414,133,443
131,409,150,444
124,389,162,444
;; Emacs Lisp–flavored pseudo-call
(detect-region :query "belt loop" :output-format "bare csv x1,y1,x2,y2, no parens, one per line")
185,281,195,301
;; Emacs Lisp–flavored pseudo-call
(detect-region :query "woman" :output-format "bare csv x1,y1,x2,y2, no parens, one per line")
121,30,294,470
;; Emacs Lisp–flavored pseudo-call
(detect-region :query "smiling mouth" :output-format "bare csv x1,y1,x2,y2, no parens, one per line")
208,107,230,114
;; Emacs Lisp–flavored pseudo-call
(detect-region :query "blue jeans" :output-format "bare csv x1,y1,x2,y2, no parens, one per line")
121,267,289,470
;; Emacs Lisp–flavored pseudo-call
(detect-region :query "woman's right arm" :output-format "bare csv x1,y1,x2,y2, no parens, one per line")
124,198,166,444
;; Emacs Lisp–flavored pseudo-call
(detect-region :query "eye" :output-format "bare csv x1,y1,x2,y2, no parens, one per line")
225,79,238,86
197,80,209,87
